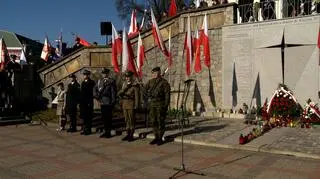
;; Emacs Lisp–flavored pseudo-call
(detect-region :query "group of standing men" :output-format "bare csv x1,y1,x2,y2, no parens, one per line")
61,67,170,146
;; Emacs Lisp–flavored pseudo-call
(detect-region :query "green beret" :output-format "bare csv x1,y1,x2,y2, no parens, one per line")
82,70,91,75
102,68,110,74
151,67,161,72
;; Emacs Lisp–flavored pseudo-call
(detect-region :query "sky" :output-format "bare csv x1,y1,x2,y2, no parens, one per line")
0,0,125,47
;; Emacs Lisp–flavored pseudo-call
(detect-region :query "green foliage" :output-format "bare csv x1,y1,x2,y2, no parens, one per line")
31,108,58,123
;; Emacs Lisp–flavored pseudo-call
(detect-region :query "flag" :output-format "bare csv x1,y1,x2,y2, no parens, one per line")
194,29,201,73
201,14,210,68
140,9,147,31
195,0,201,8
184,15,192,76
317,27,320,49
112,23,121,73
150,8,170,61
41,36,50,61
168,0,177,17
136,33,145,77
168,26,172,66
20,49,27,65
58,31,63,57
76,36,90,46
122,28,137,75
128,9,139,37
0,38,10,70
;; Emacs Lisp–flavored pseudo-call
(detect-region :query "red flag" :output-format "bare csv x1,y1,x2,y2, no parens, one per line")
194,29,201,73
168,0,177,17
201,14,210,68
136,33,145,77
41,36,51,61
184,16,192,76
128,9,139,37
112,24,121,73
150,8,170,63
0,38,10,70
122,28,137,76
76,36,90,47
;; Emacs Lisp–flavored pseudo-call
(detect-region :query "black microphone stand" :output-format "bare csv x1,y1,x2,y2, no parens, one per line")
169,79,205,179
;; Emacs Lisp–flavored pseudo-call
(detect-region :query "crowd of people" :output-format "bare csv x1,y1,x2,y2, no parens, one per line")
53,67,170,145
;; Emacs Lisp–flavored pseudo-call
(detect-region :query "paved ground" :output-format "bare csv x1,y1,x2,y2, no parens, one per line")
0,123,319,179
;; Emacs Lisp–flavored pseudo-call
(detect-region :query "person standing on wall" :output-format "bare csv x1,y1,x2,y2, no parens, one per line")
143,67,170,145
66,74,80,133
94,68,117,138
118,71,139,142
80,70,95,135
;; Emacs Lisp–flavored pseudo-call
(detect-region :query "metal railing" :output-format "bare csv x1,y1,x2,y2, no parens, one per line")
237,0,320,23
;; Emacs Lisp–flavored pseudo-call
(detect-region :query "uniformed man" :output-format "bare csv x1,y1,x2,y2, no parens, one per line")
80,70,95,135
118,71,139,142
66,74,80,133
94,68,117,138
144,67,170,145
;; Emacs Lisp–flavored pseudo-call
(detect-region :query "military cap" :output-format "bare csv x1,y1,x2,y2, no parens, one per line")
10,54,17,59
102,68,110,74
68,74,76,78
82,69,91,75
124,71,134,77
151,67,161,72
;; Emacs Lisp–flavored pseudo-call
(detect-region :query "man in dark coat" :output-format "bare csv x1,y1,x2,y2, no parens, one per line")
80,70,95,135
143,67,170,145
66,74,80,133
94,68,117,138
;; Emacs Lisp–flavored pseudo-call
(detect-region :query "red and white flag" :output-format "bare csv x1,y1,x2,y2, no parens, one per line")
184,15,192,76
168,26,172,67
201,14,211,68
150,8,170,61
122,28,137,75
194,29,201,73
112,23,121,73
168,0,177,17
76,36,91,47
317,27,320,49
41,37,51,61
136,33,145,77
128,9,139,37
139,9,147,31
0,38,10,70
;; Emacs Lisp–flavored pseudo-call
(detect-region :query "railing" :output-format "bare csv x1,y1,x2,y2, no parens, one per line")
236,0,320,23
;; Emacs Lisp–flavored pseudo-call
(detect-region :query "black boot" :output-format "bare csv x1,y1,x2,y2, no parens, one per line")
149,138,158,145
100,132,112,138
127,130,134,142
122,130,130,141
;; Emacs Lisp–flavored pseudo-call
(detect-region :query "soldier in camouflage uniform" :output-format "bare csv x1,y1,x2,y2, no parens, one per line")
144,67,170,145
118,71,139,142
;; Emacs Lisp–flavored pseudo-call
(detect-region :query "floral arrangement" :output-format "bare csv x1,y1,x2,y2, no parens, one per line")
301,99,320,127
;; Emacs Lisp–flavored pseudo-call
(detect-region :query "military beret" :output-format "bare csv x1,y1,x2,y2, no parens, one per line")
151,67,161,72
82,69,91,75
124,71,134,77
102,68,110,74
69,74,76,78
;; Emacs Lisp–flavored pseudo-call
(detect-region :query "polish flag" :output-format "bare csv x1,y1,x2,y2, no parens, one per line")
136,33,145,77
0,38,10,70
111,23,121,73
168,0,177,17
201,14,211,68
168,27,172,67
128,9,139,37
317,27,320,49
76,36,91,47
122,28,137,75
184,15,192,76
139,9,147,31
41,37,51,61
194,29,201,73
150,8,170,61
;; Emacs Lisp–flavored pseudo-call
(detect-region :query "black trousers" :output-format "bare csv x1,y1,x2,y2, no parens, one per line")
101,105,113,134
67,106,77,130
81,104,93,133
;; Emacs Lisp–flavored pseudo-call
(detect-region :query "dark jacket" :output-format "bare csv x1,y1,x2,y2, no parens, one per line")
144,77,170,108
80,78,95,106
94,78,117,106
66,81,80,111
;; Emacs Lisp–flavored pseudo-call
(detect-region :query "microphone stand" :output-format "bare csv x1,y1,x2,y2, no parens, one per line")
169,79,205,179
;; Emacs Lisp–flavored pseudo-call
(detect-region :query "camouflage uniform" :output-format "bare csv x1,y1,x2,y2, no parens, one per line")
144,67,170,145
118,71,139,141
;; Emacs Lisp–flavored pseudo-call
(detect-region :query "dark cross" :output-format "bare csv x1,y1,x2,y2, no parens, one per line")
266,32,304,84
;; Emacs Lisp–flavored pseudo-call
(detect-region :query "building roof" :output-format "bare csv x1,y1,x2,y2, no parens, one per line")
0,30,22,48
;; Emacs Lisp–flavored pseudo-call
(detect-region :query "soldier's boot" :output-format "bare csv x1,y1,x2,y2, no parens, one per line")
127,130,135,142
121,130,130,141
